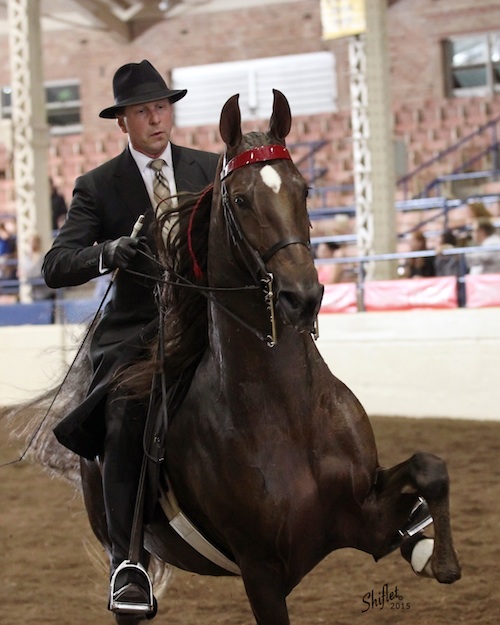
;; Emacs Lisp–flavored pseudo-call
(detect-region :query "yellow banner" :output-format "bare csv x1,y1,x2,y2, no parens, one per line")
320,0,366,39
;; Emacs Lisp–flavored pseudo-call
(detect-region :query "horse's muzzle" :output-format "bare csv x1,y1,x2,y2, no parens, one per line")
277,282,324,333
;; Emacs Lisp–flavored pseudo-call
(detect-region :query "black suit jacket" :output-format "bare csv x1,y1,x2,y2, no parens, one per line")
44,144,219,458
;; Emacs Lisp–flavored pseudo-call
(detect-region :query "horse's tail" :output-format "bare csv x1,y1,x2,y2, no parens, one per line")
0,328,93,488
0,336,174,595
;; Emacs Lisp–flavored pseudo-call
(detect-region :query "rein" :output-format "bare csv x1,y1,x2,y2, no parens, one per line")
126,261,277,346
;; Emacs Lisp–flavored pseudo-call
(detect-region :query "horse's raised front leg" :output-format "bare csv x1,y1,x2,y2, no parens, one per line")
368,451,461,584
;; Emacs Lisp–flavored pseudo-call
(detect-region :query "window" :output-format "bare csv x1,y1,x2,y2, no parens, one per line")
171,52,337,127
445,32,500,97
0,80,81,135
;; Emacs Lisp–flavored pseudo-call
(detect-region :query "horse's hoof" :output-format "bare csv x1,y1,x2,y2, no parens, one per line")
115,616,142,625
409,538,462,584
433,552,462,584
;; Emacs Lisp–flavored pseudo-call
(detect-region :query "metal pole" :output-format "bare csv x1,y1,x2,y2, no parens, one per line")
8,0,51,303
350,0,396,280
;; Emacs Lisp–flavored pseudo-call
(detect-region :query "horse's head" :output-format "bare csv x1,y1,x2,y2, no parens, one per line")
213,89,323,336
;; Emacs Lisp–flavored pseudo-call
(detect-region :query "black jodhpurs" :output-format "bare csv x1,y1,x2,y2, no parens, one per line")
101,389,150,571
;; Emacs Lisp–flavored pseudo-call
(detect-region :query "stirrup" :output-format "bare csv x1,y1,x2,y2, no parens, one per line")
109,561,154,615
398,497,433,541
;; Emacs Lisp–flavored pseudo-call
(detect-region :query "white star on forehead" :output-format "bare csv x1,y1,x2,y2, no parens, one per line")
260,164,282,193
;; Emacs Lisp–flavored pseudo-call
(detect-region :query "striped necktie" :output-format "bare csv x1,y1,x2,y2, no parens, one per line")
149,158,175,244
149,158,171,210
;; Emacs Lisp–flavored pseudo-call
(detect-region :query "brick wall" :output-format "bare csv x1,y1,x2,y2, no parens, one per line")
1,0,500,222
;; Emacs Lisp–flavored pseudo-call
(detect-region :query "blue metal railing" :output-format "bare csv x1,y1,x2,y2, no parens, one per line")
289,139,330,185
397,116,500,200
1,244,499,324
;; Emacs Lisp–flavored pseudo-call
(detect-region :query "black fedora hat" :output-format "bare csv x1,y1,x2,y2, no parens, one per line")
99,60,187,119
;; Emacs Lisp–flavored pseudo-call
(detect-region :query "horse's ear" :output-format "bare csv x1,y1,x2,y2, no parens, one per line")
269,89,292,141
219,94,242,148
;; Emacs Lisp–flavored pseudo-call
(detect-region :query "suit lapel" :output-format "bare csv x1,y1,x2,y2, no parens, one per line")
113,149,152,222
110,145,214,240
171,144,208,193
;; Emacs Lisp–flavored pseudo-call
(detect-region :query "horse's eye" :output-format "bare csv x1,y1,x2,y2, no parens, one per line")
233,195,246,207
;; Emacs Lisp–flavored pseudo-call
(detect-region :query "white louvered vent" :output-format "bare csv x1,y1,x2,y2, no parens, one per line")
172,52,337,127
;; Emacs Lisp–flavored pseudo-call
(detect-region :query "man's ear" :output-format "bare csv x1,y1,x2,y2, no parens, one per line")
116,116,127,134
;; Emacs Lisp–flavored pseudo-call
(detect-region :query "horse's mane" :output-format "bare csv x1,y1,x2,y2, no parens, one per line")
120,184,214,399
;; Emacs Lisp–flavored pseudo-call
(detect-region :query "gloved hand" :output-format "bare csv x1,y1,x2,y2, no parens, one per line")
102,236,142,270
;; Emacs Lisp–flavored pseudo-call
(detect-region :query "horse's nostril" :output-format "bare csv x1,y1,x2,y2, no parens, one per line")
280,291,301,311
278,284,323,331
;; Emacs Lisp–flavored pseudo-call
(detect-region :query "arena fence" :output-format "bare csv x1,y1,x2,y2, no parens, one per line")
0,244,499,325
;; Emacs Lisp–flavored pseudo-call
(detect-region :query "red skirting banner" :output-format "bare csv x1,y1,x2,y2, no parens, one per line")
465,273,500,308
363,276,458,311
320,282,358,313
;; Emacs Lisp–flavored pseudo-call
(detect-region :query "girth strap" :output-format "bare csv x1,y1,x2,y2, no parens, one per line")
159,475,241,575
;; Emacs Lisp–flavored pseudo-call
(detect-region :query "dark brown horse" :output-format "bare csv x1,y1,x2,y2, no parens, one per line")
79,90,460,625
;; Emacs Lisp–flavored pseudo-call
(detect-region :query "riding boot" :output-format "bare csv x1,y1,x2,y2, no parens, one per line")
102,390,153,612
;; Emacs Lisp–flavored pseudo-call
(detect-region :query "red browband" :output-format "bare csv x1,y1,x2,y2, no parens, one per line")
221,145,291,180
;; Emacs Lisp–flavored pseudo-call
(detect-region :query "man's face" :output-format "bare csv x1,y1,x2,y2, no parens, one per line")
117,98,174,157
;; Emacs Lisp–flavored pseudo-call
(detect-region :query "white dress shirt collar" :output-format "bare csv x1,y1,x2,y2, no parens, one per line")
128,141,174,175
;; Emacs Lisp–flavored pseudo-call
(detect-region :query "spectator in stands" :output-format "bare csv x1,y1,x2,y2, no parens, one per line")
457,200,494,247
467,217,500,274
0,219,17,279
50,178,68,230
18,233,55,300
467,199,492,221
435,229,462,277
315,241,344,284
404,229,435,278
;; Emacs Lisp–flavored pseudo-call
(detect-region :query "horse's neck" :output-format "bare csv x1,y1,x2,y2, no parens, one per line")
207,302,313,377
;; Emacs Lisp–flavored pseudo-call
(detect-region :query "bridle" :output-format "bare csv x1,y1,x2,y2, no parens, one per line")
219,144,312,346
220,144,311,264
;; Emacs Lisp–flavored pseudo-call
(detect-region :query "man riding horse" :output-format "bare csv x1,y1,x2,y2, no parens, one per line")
43,70,454,622
42,60,219,616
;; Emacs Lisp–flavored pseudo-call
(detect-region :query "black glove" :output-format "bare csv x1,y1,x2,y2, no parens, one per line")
102,236,141,270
